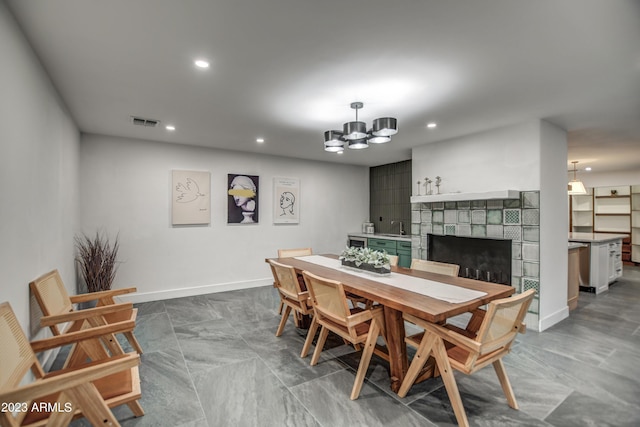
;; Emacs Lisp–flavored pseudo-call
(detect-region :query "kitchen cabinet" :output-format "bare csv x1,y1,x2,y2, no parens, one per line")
396,241,412,269
367,237,412,268
568,232,625,294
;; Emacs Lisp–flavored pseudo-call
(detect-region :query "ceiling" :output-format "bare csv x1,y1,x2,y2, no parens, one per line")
6,0,640,171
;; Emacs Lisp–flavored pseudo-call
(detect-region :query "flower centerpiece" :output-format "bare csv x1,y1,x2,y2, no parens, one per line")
339,246,391,275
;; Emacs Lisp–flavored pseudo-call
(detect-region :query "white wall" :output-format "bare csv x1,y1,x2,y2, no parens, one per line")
412,120,568,331
0,2,80,337
80,134,369,302
580,169,640,188
539,121,569,330
412,121,541,193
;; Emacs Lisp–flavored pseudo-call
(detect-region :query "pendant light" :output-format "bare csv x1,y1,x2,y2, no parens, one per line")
568,161,587,195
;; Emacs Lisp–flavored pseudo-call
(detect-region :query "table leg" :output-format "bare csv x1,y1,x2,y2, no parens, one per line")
383,305,407,393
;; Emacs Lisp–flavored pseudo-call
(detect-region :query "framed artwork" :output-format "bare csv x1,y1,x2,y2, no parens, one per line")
273,177,300,224
227,174,259,224
172,170,211,225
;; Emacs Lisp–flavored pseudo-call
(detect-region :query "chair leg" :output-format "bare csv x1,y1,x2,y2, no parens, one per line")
301,316,319,358
127,400,145,417
47,392,76,425
350,319,380,400
276,305,292,337
493,359,518,409
277,300,284,315
398,332,438,398
65,383,120,426
125,331,144,354
310,326,329,366
431,336,469,427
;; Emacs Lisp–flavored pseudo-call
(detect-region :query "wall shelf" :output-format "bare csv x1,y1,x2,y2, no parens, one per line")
569,189,593,233
410,189,520,204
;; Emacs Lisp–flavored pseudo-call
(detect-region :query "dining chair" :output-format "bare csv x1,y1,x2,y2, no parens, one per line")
398,289,535,427
389,255,399,266
277,247,313,258
275,248,312,318
410,259,460,276
268,259,312,336
0,301,144,427
300,271,387,400
29,269,143,368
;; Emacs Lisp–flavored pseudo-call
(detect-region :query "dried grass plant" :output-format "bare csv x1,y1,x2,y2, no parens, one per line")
75,231,120,293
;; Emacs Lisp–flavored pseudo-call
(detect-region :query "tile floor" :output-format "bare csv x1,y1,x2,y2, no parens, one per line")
68,266,640,426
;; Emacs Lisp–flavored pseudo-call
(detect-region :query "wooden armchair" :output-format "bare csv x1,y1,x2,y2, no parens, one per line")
410,259,460,276
268,260,312,337
29,270,143,368
275,248,312,319
0,302,143,427
398,289,535,427
277,247,313,258
300,271,387,400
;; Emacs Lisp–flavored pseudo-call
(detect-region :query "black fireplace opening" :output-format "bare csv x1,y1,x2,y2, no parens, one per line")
427,234,512,285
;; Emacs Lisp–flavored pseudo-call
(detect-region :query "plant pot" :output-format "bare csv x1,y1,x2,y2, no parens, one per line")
341,259,391,275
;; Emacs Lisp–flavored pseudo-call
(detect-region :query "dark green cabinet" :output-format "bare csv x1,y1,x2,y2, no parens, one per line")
396,240,412,269
368,238,411,268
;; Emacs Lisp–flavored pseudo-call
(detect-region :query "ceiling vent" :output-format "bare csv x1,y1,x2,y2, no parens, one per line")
131,116,160,127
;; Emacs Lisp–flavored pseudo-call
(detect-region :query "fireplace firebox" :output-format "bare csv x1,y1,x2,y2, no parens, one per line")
427,234,512,285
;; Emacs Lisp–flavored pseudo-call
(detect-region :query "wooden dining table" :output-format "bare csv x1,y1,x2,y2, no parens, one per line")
268,254,515,393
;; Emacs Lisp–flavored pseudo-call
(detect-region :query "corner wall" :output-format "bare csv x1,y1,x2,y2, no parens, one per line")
0,2,80,337
80,134,369,302
412,120,568,331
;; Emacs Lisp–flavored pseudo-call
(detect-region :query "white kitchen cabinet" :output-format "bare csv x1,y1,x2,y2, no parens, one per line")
568,233,625,294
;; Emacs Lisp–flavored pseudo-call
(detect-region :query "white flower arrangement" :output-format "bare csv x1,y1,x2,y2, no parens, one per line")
339,246,391,269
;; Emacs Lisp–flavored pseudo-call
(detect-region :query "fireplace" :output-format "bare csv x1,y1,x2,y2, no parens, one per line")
427,234,512,285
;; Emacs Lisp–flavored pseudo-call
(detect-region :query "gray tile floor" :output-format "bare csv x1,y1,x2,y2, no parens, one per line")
68,266,640,426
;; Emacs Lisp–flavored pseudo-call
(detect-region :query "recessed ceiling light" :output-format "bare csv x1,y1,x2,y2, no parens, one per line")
256,138,265,143
427,122,437,129
165,125,176,131
585,167,592,171
194,59,210,69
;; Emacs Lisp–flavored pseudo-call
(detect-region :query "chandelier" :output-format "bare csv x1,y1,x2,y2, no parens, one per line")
324,102,398,152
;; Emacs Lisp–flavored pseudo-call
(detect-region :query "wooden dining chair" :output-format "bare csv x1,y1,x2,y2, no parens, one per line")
300,271,387,400
0,302,144,427
277,247,313,258
398,289,535,427
268,259,312,336
410,259,460,276
275,248,312,318
29,269,143,368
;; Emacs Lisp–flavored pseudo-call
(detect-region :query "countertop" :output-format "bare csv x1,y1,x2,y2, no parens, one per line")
568,232,628,243
568,242,588,250
348,232,411,242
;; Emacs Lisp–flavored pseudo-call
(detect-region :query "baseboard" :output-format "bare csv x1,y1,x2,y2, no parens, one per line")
116,277,273,304
538,305,569,332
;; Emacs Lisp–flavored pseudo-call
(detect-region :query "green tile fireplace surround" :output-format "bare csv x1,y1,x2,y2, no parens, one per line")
411,191,541,316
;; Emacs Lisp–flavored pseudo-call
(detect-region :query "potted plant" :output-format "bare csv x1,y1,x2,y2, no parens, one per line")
75,231,120,295
339,246,391,274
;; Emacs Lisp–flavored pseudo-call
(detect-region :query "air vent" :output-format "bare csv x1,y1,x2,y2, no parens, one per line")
131,116,160,127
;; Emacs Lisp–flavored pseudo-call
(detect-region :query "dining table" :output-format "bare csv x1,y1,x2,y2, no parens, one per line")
268,254,515,393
